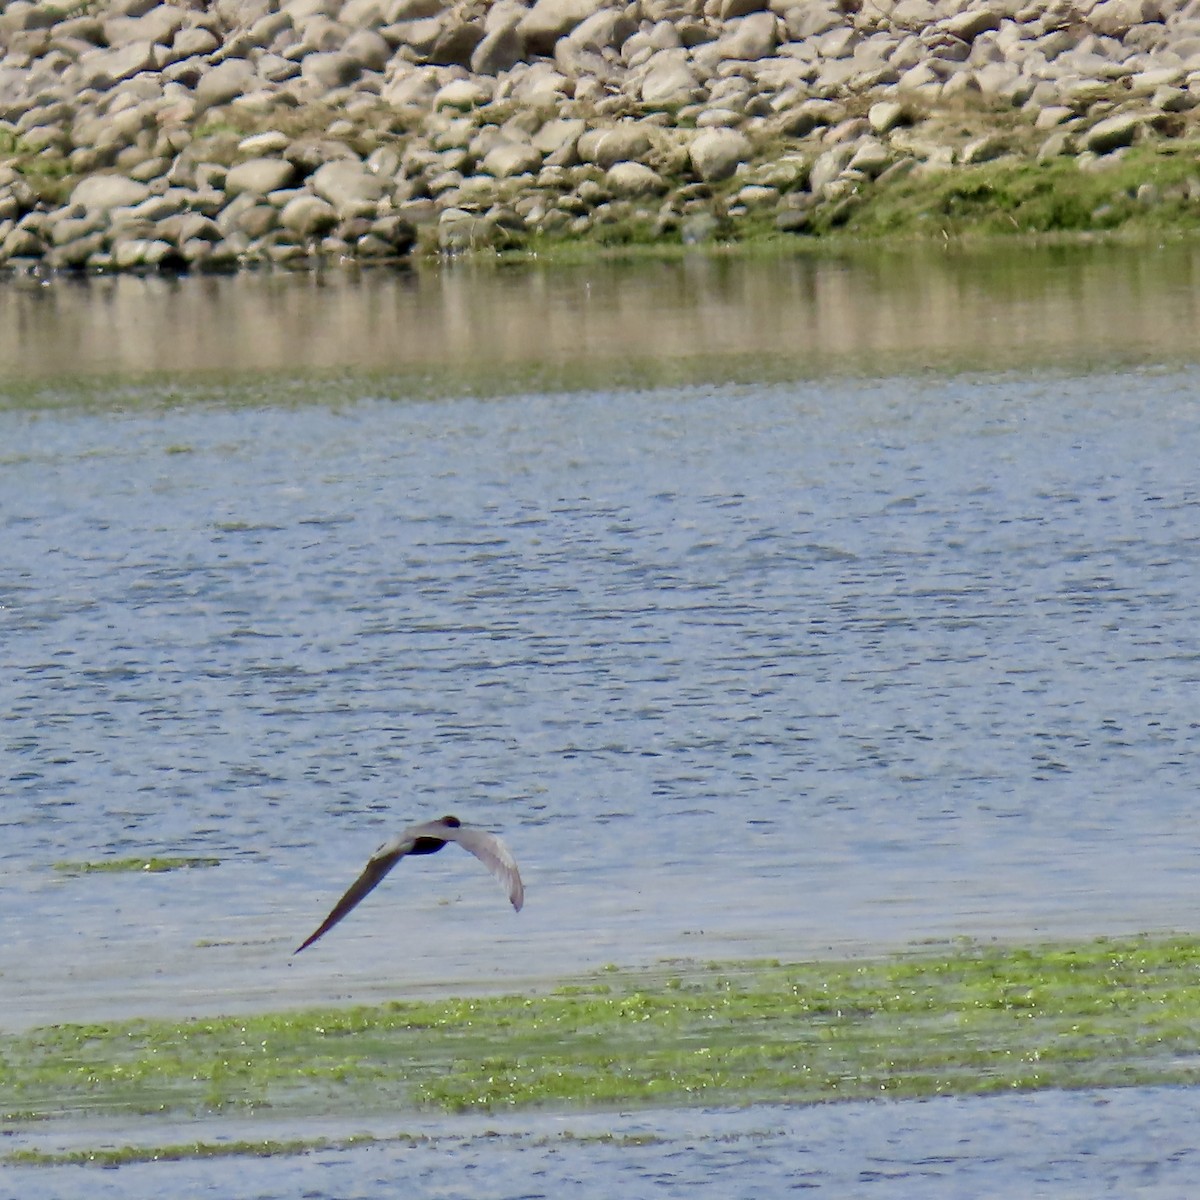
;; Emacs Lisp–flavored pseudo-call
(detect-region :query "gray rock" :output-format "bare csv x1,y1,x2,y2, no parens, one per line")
722,0,769,16
483,141,544,177
471,19,526,74
301,52,362,90
688,127,752,181
847,137,891,176
1089,0,1162,36
533,117,587,157
434,78,493,109
808,143,854,193
70,173,152,212
343,29,393,70
311,158,387,216
112,237,180,269
942,6,1001,42
775,0,842,39
960,132,1008,163
639,50,700,105
715,11,778,60
518,0,607,55
280,193,340,237
225,158,296,197
430,19,485,67
1084,111,1144,152
577,123,654,169
194,59,256,111
173,26,220,58
567,7,635,52
1036,130,1075,160
103,5,186,47
78,41,158,88
867,100,909,134
606,161,666,194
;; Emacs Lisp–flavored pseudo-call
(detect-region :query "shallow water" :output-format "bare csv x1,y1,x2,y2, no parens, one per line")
3,356,1199,1028
8,1088,1200,1199
2,247,1200,1189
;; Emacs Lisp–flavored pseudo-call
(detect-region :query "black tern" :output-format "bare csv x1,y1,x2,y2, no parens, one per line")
295,815,524,953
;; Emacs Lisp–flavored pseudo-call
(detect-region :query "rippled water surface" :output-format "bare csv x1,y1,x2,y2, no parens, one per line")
2,248,1200,1192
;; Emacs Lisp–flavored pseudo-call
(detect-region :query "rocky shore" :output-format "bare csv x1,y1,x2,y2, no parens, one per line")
1,0,1198,271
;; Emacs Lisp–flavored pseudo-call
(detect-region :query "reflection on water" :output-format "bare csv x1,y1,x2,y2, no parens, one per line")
2,243,1200,389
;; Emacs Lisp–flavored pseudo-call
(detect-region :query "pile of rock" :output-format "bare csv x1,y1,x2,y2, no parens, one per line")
0,0,1196,270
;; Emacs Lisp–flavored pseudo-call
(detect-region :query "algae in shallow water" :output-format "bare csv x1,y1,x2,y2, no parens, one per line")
4,934,1200,1148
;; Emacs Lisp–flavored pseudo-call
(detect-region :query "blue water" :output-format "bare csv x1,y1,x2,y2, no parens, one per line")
7,1088,1200,1199
2,369,1199,1026
2,323,1200,1192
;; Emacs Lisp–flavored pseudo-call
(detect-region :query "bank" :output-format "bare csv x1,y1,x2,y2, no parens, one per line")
2,0,1200,273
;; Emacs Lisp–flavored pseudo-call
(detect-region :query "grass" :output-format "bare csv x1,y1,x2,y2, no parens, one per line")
4,932,1200,1161
51,856,221,875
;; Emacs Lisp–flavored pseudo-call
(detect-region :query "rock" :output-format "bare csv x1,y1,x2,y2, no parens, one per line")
104,5,186,47
194,59,256,111
566,7,635,52
847,137,891,176
280,193,340,237
430,19,485,67
301,52,362,90
605,161,666,195
1036,130,1075,160
70,174,152,212
483,141,544,177
688,127,752,181
1084,111,1144,152
239,131,293,156
1089,0,1162,36
722,0,769,15
960,132,1008,163
471,19,525,74
112,237,181,269
808,143,854,193
343,28,393,70
639,50,700,105
78,41,158,88
714,11,777,60
518,0,607,55
311,158,387,216
171,25,220,58
577,123,654,168
942,6,1001,42
775,0,842,39
435,79,493,109
532,117,587,157
867,100,909,134
225,158,296,197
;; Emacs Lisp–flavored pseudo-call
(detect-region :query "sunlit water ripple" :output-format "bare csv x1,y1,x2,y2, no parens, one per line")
2,361,1199,1193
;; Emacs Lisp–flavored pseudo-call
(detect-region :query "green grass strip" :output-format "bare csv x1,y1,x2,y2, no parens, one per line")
4,934,1200,1137
51,857,222,875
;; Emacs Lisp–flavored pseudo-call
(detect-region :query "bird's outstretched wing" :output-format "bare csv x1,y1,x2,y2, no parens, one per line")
294,844,404,954
442,823,524,912
294,817,524,954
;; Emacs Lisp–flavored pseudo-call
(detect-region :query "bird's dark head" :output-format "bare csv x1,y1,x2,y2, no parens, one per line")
440,815,461,828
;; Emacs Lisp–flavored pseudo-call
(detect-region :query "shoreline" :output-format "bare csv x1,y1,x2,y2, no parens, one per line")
3,0,1200,274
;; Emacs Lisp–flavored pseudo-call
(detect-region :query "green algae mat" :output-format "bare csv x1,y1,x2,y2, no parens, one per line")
5,934,1200,1164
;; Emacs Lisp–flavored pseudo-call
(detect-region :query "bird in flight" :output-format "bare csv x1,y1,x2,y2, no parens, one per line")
295,815,524,954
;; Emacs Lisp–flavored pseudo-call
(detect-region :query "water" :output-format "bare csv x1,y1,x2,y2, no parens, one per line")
2,248,1200,1191
7,1089,1200,1199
